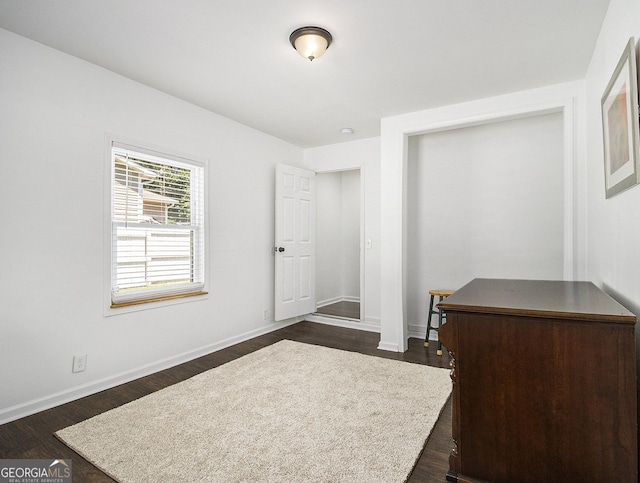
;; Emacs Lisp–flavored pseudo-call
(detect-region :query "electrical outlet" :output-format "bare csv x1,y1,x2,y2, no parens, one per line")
263,308,269,320
73,354,87,373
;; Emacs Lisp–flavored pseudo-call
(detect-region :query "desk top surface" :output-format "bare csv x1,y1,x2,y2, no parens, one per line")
438,278,637,323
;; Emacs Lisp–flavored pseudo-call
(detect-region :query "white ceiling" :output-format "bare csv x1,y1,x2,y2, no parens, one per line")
0,0,610,148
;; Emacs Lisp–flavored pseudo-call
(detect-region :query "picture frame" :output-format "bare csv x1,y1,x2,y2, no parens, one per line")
601,37,640,198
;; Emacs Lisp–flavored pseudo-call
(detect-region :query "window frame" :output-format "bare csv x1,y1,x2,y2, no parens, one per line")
104,134,208,315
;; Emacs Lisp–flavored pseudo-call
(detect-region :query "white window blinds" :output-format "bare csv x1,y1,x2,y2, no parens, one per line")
110,142,205,306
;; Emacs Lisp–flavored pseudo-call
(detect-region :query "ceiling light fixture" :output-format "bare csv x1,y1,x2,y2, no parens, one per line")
289,26,332,61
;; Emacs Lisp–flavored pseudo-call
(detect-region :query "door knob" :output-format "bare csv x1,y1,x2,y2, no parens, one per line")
278,247,285,252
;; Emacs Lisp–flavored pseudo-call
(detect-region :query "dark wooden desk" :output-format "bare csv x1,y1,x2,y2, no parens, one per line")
438,278,637,483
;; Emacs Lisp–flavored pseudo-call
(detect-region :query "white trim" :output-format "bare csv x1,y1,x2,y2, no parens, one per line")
407,321,439,341
408,322,427,340
316,296,360,308
305,314,379,333
379,82,584,353
377,340,402,352
0,319,300,425
342,295,360,304
316,296,343,308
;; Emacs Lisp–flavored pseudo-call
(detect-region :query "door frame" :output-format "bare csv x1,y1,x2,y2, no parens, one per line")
380,90,580,352
307,166,370,330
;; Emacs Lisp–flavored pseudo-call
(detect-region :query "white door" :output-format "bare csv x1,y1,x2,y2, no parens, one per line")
274,164,316,321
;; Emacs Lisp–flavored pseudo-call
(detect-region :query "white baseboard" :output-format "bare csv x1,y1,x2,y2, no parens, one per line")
341,295,360,303
0,318,301,425
377,340,401,352
316,296,360,308
316,296,341,308
408,322,439,341
305,314,379,333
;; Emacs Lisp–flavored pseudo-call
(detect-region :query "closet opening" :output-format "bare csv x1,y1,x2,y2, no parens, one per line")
313,168,361,322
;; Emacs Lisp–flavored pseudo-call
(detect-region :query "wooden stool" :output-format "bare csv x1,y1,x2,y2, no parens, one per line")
425,289,455,355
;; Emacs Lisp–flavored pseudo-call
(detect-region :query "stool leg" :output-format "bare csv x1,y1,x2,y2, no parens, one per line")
436,296,444,356
424,295,435,348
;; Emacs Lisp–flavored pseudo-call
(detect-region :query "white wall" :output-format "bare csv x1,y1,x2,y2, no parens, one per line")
584,0,640,382
0,29,303,423
304,138,381,327
406,113,565,336
316,170,360,306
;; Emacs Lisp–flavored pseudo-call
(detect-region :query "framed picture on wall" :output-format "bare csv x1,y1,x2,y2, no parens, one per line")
601,37,640,198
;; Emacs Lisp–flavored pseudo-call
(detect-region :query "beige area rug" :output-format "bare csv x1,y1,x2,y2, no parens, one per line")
56,340,451,482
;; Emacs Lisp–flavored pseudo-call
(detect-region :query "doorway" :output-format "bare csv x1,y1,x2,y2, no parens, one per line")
314,169,361,321
378,95,577,352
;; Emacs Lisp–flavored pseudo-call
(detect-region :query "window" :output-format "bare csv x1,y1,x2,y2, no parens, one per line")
110,141,205,307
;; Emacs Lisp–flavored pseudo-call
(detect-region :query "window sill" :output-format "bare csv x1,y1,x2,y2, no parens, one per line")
110,291,209,309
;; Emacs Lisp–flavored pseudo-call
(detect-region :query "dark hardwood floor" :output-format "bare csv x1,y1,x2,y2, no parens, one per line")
0,321,452,482
315,301,360,319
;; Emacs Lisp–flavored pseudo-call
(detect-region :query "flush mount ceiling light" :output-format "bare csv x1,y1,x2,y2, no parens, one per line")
289,26,333,61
